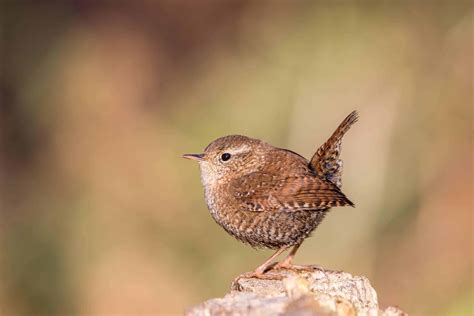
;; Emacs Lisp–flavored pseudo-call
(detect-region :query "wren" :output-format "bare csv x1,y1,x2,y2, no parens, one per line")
183,111,358,278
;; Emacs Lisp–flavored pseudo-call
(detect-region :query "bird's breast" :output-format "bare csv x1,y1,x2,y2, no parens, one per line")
203,184,234,223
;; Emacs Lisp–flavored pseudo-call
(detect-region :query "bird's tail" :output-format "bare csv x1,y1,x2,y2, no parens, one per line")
309,111,358,188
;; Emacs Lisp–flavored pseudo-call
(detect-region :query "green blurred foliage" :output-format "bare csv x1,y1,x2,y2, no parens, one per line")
1,1,472,315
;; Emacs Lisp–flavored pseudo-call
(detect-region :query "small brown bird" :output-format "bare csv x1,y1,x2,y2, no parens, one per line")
183,111,358,278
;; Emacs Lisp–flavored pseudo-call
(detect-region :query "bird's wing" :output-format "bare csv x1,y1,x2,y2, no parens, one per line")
309,111,358,188
230,172,354,212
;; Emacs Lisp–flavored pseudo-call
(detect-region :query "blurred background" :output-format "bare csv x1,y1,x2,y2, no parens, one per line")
1,1,472,315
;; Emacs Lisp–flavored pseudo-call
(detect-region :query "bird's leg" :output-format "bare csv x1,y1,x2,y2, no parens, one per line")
253,246,290,275
232,246,290,286
273,243,301,269
273,243,322,272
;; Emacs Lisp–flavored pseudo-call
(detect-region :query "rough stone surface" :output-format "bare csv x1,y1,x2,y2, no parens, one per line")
186,267,407,316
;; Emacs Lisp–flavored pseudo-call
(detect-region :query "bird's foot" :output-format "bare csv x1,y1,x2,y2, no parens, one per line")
273,261,324,273
231,270,284,291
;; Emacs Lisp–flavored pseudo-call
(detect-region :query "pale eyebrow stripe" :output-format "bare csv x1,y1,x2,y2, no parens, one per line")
228,145,251,155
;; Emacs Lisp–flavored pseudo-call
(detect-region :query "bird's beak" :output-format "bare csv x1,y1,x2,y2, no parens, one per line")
182,153,205,161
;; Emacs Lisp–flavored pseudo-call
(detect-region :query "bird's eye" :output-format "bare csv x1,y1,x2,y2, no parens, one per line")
221,153,231,161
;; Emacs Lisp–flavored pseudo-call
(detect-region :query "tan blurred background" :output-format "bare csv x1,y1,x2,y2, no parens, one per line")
1,1,472,315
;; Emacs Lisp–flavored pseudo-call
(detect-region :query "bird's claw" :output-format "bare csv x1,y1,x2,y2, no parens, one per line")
273,262,323,272
231,270,284,291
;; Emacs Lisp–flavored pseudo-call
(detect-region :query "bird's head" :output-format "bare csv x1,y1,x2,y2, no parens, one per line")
183,135,269,187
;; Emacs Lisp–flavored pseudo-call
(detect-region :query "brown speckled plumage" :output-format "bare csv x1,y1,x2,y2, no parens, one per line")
183,111,358,275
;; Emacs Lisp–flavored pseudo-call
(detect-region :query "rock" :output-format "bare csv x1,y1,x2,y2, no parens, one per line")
186,267,407,316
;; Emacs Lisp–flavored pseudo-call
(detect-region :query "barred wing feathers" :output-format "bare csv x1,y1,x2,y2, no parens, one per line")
230,172,354,213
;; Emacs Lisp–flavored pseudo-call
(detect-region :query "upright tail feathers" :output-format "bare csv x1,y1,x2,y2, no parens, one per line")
309,111,358,189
